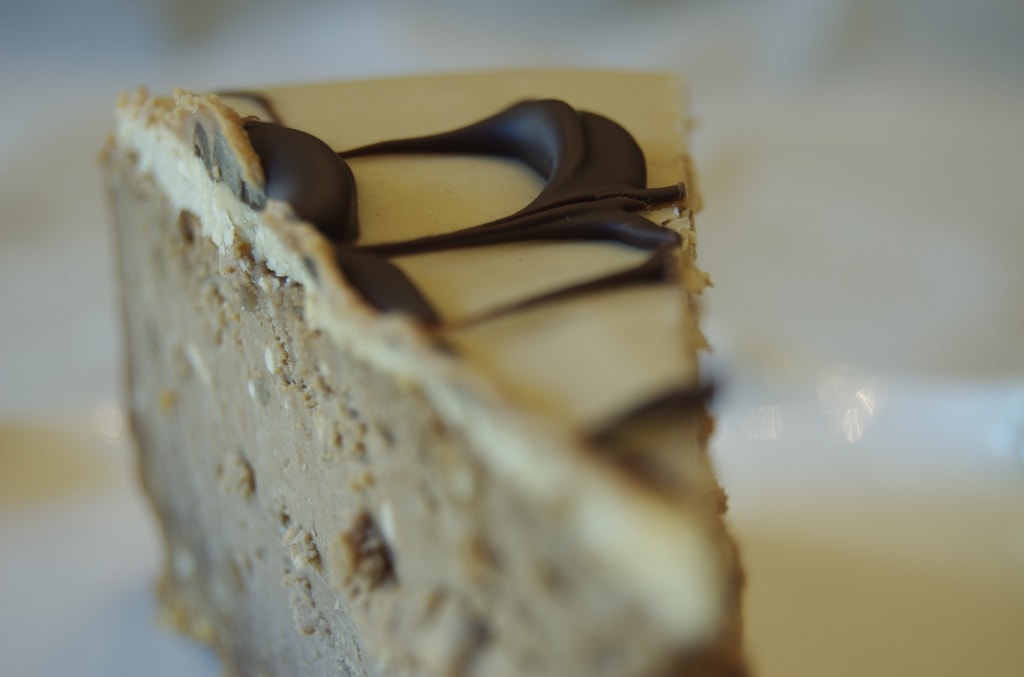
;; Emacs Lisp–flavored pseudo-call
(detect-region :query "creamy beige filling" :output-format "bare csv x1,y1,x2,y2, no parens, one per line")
448,284,696,427
393,241,650,321
347,154,541,242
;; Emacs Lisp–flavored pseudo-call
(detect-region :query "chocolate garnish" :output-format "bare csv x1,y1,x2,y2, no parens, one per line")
244,121,359,242
587,381,716,445
232,97,687,318
334,101,687,321
341,100,679,216
362,200,680,257
226,93,699,322
456,245,679,325
334,249,438,325
220,91,711,427
585,382,715,493
225,93,685,255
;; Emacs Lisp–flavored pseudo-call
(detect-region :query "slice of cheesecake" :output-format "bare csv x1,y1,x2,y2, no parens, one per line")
104,71,746,676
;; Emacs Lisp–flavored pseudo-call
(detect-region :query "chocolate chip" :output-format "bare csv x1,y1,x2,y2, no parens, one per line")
240,179,266,210
193,123,213,176
302,255,319,283
213,131,241,193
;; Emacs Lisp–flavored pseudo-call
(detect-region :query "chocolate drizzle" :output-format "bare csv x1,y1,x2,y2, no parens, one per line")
333,249,440,324
342,100,685,263
340,100,683,217
245,121,359,242
232,96,689,325
213,90,711,421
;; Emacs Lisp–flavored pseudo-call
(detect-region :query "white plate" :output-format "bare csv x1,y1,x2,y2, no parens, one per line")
0,421,219,677
2,370,1022,677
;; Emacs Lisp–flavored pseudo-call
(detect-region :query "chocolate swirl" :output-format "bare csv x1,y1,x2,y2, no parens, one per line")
246,121,359,243
205,90,713,426
233,97,687,326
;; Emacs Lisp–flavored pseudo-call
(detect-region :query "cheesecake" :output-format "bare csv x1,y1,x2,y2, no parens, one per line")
103,71,746,676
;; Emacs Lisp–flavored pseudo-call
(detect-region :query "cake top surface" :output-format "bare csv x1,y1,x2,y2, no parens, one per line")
214,72,706,430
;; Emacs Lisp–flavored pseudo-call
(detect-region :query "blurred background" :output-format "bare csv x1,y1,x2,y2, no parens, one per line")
1,1,1022,675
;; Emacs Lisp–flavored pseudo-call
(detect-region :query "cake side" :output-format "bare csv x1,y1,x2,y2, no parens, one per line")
105,71,746,676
